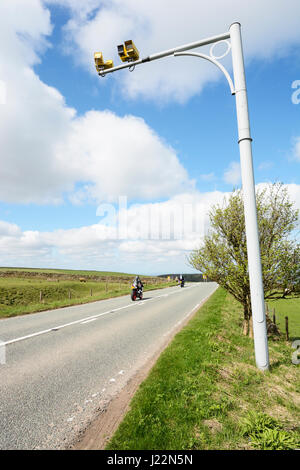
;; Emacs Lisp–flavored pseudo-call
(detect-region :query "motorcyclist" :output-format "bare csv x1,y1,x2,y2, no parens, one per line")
133,275,143,292
179,274,185,286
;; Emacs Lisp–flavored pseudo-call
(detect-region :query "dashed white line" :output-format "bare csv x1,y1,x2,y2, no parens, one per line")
81,318,97,325
3,284,208,347
3,303,134,346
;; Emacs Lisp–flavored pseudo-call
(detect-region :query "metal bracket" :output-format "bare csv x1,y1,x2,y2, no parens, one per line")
209,39,231,60
174,46,235,95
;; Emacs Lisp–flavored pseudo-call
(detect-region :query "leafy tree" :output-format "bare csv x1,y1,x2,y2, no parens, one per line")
188,183,299,336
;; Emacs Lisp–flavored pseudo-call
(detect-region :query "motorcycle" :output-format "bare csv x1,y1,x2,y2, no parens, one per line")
180,279,185,288
131,284,143,301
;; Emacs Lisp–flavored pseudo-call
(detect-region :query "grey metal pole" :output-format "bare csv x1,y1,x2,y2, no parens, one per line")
230,22,269,371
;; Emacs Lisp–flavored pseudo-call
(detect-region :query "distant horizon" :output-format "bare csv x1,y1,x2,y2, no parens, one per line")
0,266,201,277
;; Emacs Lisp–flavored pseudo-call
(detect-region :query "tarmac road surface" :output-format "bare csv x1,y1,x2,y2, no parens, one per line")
0,282,217,449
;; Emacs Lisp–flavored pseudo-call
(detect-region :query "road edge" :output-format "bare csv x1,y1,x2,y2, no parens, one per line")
71,286,218,450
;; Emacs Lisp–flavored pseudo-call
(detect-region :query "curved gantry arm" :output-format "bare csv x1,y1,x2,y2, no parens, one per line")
173,51,235,95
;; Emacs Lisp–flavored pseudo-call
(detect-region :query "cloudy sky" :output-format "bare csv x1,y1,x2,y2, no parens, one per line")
0,0,300,274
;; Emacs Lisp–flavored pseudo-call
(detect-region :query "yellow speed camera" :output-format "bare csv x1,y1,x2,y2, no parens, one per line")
117,44,128,62
94,52,114,72
124,40,139,61
117,40,139,62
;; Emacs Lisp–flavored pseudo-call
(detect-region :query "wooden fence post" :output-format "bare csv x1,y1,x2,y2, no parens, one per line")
40,291,43,302
69,289,71,299
285,316,289,341
90,288,93,296
272,308,276,325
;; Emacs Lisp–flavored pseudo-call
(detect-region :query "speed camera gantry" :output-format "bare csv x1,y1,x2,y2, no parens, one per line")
94,40,139,73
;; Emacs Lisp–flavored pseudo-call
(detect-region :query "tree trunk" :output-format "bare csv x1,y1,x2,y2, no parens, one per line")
243,304,249,336
243,301,253,337
242,320,249,336
249,315,254,339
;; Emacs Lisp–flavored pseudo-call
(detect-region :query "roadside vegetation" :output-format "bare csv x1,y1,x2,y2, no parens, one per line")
189,183,300,337
106,288,300,450
0,268,175,318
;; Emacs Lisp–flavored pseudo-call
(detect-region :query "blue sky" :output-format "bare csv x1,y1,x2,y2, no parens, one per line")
0,0,299,274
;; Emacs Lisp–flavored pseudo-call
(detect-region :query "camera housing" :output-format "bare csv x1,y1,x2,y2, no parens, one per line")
117,40,139,62
94,52,114,72
124,40,139,61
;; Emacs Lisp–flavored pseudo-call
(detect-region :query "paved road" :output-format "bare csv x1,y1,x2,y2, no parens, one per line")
0,282,217,449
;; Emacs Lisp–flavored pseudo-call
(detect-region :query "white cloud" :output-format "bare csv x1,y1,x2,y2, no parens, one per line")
48,0,300,103
281,183,300,212
0,189,228,271
0,0,76,203
0,221,21,237
0,80,6,105
3,184,299,273
57,110,194,203
223,161,241,185
0,0,193,204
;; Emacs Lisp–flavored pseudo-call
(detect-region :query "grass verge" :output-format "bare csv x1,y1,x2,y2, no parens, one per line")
106,288,300,450
266,296,300,339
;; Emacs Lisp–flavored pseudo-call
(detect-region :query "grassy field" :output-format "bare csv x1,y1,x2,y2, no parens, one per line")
0,269,175,318
0,267,134,277
106,289,300,450
266,296,300,340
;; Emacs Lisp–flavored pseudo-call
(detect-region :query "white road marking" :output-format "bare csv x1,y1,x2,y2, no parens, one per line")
2,284,206,347
80,318,97,325
3,303,135,346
